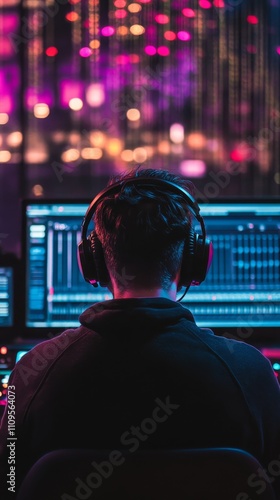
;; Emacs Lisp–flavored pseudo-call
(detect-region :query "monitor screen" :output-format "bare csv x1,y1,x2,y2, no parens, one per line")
185,203,280,328
0,267,13,327
23,200,280,330
23,201,112,329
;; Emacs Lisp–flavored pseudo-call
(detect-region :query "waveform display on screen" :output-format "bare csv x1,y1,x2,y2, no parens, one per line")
25,203,112,328
24,202,280,328
185,204,280,326
0,267,13,327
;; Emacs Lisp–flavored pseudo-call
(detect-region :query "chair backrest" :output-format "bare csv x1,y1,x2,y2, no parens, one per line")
16,447,276,500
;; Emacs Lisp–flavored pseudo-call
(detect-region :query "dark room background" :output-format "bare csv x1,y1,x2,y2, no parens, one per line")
0,0,280,258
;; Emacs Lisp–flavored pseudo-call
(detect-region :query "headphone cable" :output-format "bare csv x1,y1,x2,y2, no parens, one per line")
176,284,191,302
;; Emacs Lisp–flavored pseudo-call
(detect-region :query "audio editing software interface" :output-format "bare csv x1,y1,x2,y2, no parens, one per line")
186,204,280,327
24,202,112,328
0,267,14,410
0,267,13,327
24,201,280,329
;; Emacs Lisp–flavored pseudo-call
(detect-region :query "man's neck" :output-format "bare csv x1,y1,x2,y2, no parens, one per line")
112,284,177,301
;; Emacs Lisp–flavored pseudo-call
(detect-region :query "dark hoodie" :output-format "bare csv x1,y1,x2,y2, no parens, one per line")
1,298,280,497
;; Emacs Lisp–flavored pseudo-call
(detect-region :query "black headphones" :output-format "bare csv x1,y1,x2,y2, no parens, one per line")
78,177,213,288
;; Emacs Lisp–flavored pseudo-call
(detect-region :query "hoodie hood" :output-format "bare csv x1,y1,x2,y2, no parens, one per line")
79,297,196,335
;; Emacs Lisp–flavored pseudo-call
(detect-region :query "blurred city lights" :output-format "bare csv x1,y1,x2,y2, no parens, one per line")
170,123,184,144
34,103,50,119
69,98,83,111
179,160,206,177
86,84,105,107
127,109,141,121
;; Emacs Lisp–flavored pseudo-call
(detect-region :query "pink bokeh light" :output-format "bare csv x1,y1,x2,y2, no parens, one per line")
213,0,225,7
145,45,157,56
79,47,92,57
182,8,195,18
157,46,170,56
116,54,130,64
101,26,115,36
0,95,13,114
115,9,127,19
179,160,206,177
164,31,176,41
1,14,19,34
199,0,212,8
177,31,191,41
155,14,169,24
247,15,259,25
0,37,15,58
46,46,58,57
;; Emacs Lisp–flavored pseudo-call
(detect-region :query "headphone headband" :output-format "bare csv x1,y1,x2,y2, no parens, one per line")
81,177,205,240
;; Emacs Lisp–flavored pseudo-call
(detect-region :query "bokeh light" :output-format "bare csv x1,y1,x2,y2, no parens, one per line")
34,103,50,119
126,108,141,121
86,84,105,107
114,0,126,7
247,15,259,25
155,14,169,24
0,151,11,163
130,24,145,35
133,147,147,163
81,147,103,160
115,9,127,19
65,12,79,22
61,149,80,162
121,149,134,161
199,0,211,8
145,45,156,55
164,31,176,41
89,40,100,49
32,184,44,197
7,131,22,147
128,3,142,13
0,113,9,125
69,98,83,111
187,132,207,149
45,46,58,57
182,8,195,18
179,160,206,177
79,47,92,57
107,138,123,156
101,26,115,36
170,123,184,144
157,46,170,56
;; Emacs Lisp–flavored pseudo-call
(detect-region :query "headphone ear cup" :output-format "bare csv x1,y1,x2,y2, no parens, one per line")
179,227,213,287
88,231,110,287
192,235,213,285
179,226,196,287
78,236,99,287
78,231,110,287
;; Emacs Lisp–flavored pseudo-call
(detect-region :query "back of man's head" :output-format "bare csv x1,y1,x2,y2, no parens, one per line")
94,168,195,291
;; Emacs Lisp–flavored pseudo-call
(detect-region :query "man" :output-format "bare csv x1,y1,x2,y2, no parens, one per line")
1,167,280,498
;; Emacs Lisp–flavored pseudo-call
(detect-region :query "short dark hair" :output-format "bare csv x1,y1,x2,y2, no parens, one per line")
94,167,195,290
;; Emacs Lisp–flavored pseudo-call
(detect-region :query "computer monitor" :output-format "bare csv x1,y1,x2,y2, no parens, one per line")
0,266,14,328
22,199,280,340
